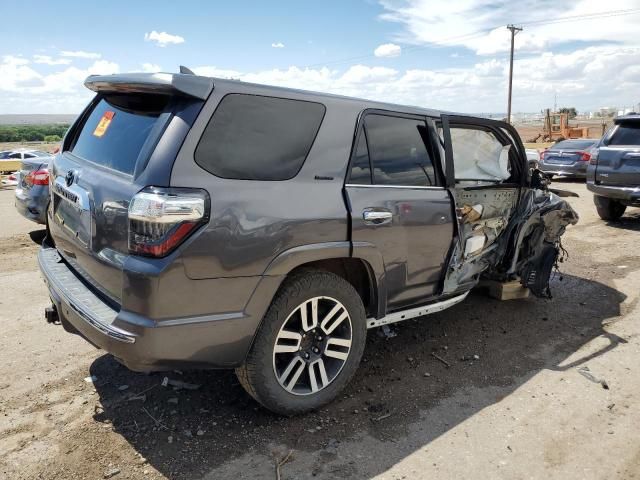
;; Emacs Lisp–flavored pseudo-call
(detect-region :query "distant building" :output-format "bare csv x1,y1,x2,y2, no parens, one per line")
598,107,617,117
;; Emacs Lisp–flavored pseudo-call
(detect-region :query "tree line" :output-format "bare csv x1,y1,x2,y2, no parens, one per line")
0,124,70,143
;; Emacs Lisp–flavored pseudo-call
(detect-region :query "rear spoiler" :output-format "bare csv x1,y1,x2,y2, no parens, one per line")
84,73,214,100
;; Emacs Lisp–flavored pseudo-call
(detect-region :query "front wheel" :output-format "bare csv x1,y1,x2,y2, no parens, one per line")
594,195,626,221
236,270,367,415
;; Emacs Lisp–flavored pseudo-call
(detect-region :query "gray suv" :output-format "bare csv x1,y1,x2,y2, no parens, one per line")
39,72,578,415
587,114,640,220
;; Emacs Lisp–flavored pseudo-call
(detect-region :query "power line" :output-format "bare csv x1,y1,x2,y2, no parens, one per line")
300,8,640,70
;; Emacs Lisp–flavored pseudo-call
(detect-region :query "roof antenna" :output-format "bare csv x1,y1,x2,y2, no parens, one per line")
179,65,195,75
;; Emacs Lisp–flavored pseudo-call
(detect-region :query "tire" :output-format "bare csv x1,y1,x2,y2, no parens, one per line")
594,195,626,221
236,270,367,415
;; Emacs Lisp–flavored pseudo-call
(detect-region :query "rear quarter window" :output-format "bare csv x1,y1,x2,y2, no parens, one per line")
609,123,640,146
194,94,326,181
69,94,169,175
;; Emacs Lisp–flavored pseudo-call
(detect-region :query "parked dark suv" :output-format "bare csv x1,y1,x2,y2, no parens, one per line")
39,72,578,415
587,114,640,220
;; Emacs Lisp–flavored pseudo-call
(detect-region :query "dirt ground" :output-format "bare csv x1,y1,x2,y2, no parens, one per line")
0,180,639,480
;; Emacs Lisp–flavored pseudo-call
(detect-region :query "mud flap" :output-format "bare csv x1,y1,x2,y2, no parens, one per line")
520,243,558,298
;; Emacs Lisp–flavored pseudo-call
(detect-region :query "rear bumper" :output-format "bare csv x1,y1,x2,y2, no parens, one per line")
587,181,640,205
38,245,280,371
15,186,48,224
539,162,588,178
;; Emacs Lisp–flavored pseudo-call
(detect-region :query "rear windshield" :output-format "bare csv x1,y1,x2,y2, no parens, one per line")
553,140,597,150
69,94,169,175
195,94,325,181
609,123,640,146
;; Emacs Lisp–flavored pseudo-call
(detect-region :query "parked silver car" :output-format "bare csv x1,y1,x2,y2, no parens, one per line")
538,139,599,179
15,155,53,224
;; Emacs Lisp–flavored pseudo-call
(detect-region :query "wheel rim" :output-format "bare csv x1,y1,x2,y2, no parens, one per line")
272,296,353,396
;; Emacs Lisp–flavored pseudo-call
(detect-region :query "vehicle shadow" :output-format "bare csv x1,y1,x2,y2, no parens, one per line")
90,272,627,479
605,210,640,232
28,229,47,245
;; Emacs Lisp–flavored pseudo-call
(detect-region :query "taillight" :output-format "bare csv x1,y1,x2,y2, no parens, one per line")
128,187,209,258
578,151,591,162
25,169,49,185
539,149,547,161
589,148,599,165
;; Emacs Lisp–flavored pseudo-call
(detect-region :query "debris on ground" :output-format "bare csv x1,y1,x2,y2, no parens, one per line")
432,352,451,368
372,413,392,422
126,394,146,402
577,366,610,390
84,375,97,383
103,467,121,479
275,450,293,480
378,324,398,339
161,377,201,390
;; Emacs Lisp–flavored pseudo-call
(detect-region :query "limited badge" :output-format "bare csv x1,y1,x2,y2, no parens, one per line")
93,111,115,137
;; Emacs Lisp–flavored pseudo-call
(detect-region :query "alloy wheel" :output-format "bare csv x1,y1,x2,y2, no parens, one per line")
272,296,353,395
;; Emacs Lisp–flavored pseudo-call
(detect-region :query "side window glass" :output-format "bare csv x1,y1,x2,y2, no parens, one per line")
449,127,511,182
9,153,21,159
365,114,436,186
195,94,326,181
348,130,372,185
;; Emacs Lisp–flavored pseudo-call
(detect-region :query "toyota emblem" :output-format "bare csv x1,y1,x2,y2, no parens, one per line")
65,170,75,187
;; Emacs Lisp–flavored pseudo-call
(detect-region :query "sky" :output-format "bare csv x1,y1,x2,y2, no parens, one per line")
1,0,640,115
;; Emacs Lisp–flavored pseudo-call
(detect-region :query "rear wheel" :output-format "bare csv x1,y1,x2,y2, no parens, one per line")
236,270,366,415
594,195,626,221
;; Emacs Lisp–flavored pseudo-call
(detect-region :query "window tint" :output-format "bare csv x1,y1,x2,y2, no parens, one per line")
195,94,325,181
609,123,640,146
348,131,372,184
70,94,168,175
365,114,436,186
8,153,21,159
24,153,35,158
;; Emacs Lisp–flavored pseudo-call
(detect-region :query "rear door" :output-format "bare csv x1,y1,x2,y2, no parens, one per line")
595,119,640,186
345,111,454,311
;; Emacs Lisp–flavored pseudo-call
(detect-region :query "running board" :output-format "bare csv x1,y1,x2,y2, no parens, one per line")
366,292,469,329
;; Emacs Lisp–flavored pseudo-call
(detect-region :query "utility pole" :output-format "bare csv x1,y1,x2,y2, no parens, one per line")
506,24,522,124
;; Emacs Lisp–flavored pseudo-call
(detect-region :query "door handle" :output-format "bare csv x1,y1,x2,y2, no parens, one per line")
363,209,393,225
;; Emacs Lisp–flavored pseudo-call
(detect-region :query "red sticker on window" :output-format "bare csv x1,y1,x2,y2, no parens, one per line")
93,111,115,137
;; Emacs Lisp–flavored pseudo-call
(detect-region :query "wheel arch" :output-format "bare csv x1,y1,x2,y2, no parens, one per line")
261,241,383,319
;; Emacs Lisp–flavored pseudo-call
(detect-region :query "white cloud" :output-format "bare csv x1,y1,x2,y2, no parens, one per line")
192,44,640,113
59,50,102,59
271,42,285,48
33,55,72,65
374,43,402,58
0,56,120,112
144,30,185,47
378,0,640,55
2,55,30,66
141,63,162,72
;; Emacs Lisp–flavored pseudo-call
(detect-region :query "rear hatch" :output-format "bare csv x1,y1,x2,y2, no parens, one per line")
49,73,212,305
595,117,640,187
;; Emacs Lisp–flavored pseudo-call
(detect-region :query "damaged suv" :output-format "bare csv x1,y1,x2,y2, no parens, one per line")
39,72,578,415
